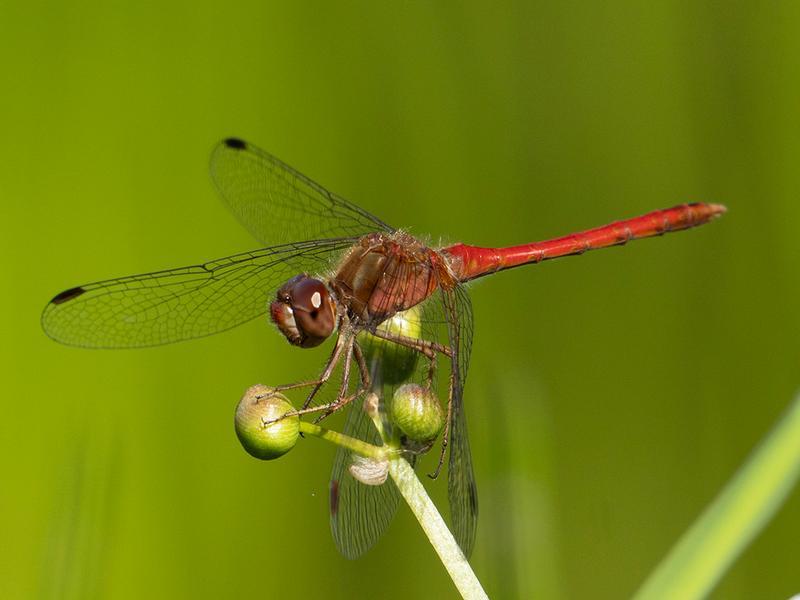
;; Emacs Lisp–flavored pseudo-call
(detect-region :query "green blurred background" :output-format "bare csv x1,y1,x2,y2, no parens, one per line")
3,2,799,598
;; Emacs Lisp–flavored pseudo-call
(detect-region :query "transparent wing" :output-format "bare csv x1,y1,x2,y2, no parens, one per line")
41,238,355,348
329,391,402,559
328,290,446,559
441,283,478,558
210,138,395,246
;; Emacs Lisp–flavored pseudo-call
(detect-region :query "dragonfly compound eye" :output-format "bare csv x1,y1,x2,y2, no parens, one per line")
270,275,336,348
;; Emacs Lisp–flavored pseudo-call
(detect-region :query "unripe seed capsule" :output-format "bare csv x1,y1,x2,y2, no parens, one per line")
390,383,444,442
235,384,300,460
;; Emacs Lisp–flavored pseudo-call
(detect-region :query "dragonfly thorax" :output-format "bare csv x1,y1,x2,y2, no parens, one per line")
270,274,337,348
331,232,440,324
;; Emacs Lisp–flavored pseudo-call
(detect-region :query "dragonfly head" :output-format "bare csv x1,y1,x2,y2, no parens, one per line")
270,275,337,348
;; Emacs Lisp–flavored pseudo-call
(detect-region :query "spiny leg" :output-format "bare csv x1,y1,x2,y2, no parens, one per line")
301,333,350,409
312,338,358,423
308,337,384,424
288,333,347,409
367,327,453,359
265,387,362,425
316,341,374,421
300,342,378,424
428,371,455,480
264,337,369,425
367,327,452,387
352,341,371,391
257,332,347,415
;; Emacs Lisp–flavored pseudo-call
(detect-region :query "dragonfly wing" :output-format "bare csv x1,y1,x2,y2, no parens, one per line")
41,238,355,348
329,391,401,559
441,283,478,558
210,139,395,246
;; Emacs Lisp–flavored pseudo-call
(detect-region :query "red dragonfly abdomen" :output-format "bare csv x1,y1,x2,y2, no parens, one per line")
443,202,726,282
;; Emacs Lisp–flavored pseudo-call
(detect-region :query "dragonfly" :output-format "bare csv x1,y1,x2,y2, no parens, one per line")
42,138,726,559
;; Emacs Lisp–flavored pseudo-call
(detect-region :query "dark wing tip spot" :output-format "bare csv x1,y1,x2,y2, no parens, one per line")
223,137,247,150
51,286,86,305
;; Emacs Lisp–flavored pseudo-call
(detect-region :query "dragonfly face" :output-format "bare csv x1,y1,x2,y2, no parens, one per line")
270,274,337,348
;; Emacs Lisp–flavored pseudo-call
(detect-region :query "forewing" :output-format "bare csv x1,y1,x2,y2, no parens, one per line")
441,283,478,558
41,239,354,348
210,139,395,246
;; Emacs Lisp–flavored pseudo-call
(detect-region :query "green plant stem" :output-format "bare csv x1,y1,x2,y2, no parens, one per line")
634,391,800,599
389,458,488,600
298,421,389,461
300,419,487,599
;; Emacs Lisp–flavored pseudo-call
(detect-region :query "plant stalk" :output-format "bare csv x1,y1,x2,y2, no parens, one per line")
300,419,488,599
389,458,488,600
634,391,800,599
299,421,390,461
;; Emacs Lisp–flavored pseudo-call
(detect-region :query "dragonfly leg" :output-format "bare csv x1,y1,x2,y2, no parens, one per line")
366,327,451,388
312,340,375,423
262,393,358,424
271,386,363,424
310,389,363,424
312,339,358,423
425,351,439,389
367,328,453,359
263,337,370,426
260,332,347,412
298,315,362,408
301,334,349,409
428,371,455,480
300,342,375,425
352,341,371,391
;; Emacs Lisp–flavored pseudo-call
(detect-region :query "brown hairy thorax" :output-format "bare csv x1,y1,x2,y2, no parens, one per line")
330,231,447,324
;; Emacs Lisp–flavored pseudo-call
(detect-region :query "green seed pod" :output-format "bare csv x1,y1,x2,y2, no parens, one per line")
235,384,300,460
359,305,423,384
390,383,444,442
